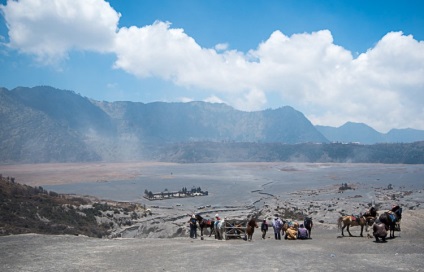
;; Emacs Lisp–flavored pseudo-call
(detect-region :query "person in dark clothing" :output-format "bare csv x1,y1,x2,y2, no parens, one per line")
188,214,198,239
261,219,269,239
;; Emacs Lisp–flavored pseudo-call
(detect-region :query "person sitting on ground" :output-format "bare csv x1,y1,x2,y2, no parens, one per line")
285,222,299,240
261,219,268,239
297,224,309,240
373,219,387,243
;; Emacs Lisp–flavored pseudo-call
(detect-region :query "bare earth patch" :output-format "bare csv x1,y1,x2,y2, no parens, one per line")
0,161,177,186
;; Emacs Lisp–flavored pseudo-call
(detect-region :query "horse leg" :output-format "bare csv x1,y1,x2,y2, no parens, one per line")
347,225,353,237
360,225,364,237
341,225,345,236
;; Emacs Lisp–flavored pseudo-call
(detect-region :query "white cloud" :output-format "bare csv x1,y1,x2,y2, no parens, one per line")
204,95,225,104
1,0,423,131
1,0,120,64
179,97,193,103
215,43,229,51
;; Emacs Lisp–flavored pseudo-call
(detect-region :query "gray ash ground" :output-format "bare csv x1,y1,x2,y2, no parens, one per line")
1,162,424,271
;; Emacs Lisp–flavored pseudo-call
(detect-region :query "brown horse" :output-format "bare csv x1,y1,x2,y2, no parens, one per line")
246,218,258,241
337,215,371,237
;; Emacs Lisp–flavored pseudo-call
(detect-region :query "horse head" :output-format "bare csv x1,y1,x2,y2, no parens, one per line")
248,218,258,228
195,214,203,222
369,207,377,217
394,207,402,219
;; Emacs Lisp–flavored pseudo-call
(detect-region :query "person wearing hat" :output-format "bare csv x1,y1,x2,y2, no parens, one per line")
214,214,221,230
188,214,198,239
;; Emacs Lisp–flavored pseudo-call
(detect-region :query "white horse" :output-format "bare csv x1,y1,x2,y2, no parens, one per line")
214,218,225,240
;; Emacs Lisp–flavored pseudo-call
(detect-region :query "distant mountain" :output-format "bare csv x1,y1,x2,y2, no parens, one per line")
0,87,100,163
316,122,424,144
2,86,423,163
316,122,384,144
385,128,424,143
0,86,327,163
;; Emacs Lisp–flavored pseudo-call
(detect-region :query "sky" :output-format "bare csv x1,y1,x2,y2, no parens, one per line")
0,0,423,133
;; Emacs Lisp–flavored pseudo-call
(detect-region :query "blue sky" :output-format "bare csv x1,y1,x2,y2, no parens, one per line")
0,0,423,132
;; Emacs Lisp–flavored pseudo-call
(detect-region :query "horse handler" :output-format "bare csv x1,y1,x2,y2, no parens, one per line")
188,214,198,239
373,219,387,243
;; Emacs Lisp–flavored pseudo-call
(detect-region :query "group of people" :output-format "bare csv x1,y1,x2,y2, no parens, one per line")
188,213,221,239
260,216,313,240
189,205,399,242
189,213,314,240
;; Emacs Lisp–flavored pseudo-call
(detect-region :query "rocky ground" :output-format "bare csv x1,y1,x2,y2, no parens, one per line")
110,181,423,240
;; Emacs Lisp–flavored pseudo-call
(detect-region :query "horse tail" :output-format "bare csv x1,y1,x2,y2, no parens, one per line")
337,216,343,229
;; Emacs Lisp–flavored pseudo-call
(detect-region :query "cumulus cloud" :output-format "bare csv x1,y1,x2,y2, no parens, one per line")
0,0,120,64
204,95,225,104
1,0,423,131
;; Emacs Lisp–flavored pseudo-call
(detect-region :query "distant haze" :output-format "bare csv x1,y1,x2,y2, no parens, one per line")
0,86,423,163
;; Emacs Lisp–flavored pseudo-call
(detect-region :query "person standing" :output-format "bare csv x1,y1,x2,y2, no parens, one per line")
272,216,283,240
189,214,198,239
261,219,269,239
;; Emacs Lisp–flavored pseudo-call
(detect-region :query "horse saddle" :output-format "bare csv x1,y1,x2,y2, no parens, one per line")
351,215,360,223
389,213,396,222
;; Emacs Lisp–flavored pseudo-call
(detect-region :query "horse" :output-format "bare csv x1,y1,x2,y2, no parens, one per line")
303,217,313,238
214,218,226,240
379,205,402,238
195,214,215,237
337,215,371,237
246,218,258,241
363,206,377,218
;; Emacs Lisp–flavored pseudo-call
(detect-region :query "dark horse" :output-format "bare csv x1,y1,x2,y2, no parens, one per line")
379,205,402,238
246,218,258,241
303,217,313,238
363,206,377,218
195,214,215,237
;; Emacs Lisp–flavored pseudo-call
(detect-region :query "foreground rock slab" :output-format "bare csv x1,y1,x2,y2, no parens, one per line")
1,211,423,272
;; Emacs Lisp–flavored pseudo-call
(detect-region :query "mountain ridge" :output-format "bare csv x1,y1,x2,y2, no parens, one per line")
1,86,423,163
